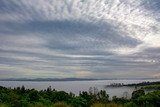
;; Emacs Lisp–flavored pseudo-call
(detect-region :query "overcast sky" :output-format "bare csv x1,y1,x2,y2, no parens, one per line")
0,0,160,79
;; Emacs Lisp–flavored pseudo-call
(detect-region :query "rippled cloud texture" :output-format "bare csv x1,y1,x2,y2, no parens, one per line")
0,0,160,78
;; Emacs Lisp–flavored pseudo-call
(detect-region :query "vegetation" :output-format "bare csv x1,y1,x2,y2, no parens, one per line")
126,81,160,91
141,84,160,90
0,85,160,107
105,81,160,88
124,81,160,87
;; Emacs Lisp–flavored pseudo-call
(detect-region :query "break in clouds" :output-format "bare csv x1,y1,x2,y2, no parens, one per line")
0,0,160,78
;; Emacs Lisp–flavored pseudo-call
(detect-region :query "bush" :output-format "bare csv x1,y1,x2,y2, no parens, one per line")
29,90,40,102
91,103,122,107
0,103,8,107
70,96,87,107
91,103,105,107
124,102,137,107
53,102,69,107
106,103,122,107
135,91,160,107
52,91,71,102
97,90,109,103
79,91,96,106
131,89,145,99
112,96,128,104
30,102,46,107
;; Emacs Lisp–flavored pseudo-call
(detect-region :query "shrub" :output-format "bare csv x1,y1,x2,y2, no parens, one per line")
53,102,69,107
131,89,145,99
0,103,8,107
30,102,46,107
106,103,122,107
91,103,122,107
124,102,137,107
70,96,87,107
91,103,105,107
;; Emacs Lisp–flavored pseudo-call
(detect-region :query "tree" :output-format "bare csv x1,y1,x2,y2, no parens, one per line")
112,96,128,104
46,86,52,92
70,96,87,107
97,90,109,103
89,87,98,95
52,91,71,102
21,85,26,94
136,91,160,107
79,91,96,106
6,92,20,107
132,89,145,99
29,90,40,102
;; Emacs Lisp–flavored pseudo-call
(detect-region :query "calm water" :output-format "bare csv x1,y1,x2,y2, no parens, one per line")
0,79,160,98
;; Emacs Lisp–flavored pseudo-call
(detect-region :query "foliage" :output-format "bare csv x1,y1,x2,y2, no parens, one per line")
135,91,160,107
53,102,69,107
96,90,109,103
30,102,46,107
112,96,128,104
141,84,160,90
0,85,160,107
0,103,8,107
79,91,97,106
106,103,122,107
70,96,87,107
131,89,145,99
124,81,160,87
124,101,137,107
91,103,122,107
91,103,105,107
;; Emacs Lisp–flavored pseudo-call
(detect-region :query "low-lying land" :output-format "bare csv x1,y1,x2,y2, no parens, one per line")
105,81,160,90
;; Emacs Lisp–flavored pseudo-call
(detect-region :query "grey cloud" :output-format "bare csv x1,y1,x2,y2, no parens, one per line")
0,19,142,56
0,0,159,78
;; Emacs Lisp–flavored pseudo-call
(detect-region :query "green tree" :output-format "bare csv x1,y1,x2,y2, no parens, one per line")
131,89,145,99
136,91,160,107
79,91,96,106
112,96,128,104
97,90,109,103
29,90,40,102
52,91,71,102
6,92,20,107
70,96,87,107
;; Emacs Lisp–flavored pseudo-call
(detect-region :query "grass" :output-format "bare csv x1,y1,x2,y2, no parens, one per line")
53,102,69,107
91,103,122,107
0,103,8,107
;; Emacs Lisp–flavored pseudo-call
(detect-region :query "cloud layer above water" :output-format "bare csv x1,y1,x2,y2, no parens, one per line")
0,0,160,78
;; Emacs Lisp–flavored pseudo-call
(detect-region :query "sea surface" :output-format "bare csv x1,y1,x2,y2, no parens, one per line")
0,79,160,98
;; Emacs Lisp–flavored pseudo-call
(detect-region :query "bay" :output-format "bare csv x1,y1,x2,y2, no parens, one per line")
0,79,160,98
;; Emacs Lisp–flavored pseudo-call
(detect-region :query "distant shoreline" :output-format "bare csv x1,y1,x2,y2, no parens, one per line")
0,78,98,82
0,78,159,82
105,81,160,88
